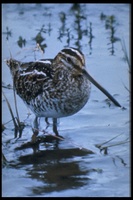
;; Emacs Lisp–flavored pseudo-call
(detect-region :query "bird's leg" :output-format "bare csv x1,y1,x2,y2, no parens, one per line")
44,117,50,133
52,118,64,139
31,116,39,143
53,118,59,136
33,116,39,130
45,117,49,125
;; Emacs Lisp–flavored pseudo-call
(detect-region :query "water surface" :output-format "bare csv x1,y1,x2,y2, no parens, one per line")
2,3,130,197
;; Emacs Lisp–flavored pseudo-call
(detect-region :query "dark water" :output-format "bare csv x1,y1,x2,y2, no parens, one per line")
2,4,130,197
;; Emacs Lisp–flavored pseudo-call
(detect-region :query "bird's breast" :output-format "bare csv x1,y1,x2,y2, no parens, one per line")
13,66,91,118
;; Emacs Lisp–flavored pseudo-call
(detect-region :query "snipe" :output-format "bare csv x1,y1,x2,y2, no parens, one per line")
6,47,121,136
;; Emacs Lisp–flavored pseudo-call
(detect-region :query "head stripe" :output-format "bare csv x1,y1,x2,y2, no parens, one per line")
61,48,84,65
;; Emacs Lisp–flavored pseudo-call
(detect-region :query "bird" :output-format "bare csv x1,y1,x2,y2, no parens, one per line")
6,47,121,137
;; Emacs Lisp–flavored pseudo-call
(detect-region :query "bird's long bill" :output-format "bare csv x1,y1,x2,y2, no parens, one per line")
82,69,121,107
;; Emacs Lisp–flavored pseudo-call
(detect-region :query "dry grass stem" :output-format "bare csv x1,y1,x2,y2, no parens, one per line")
2,90,18,128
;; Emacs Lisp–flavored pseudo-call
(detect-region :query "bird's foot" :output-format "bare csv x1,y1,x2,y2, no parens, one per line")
31,128,39,143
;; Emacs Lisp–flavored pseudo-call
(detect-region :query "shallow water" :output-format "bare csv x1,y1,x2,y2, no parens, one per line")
2,3,130,197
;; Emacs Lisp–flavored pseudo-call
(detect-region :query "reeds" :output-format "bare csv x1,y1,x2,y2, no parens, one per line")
2,89,25,136
121,39,131,93
95,133,129,155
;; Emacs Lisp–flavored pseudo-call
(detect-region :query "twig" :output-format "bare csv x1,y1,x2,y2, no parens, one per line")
13,82,21,125
3,119,14,125
101,140,129,149
121,39,131,70
95,132,124,148
2,90,18,128
2,84,13,89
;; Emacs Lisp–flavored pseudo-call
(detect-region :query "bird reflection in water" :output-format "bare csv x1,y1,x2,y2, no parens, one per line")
17,145,98,195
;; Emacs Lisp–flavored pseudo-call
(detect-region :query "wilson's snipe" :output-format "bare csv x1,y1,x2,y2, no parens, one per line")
6,47,121,136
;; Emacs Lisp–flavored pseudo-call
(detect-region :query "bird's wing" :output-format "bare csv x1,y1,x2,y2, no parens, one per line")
14,61,54,103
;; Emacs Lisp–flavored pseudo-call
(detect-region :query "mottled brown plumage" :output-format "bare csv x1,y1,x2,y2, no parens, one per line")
6,47,121,136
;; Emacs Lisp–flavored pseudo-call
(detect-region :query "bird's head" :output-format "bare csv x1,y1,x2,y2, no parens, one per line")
54,47,86,75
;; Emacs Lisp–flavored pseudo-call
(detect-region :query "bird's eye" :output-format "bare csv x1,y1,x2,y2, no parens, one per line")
66,57,72,63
